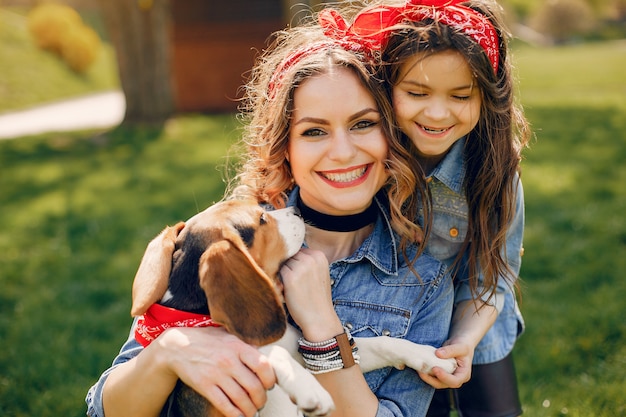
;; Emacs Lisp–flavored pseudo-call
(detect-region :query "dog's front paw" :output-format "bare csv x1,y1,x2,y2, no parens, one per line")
404,344,457,375
285,371,334,417
263,345,335,416
422,355,457,375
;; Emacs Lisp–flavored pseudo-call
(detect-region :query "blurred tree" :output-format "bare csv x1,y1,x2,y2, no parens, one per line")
530,0,596,43
96,0,173,124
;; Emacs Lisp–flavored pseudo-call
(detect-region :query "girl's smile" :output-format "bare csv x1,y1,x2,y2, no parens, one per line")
419,124,453,135
392,49,481,159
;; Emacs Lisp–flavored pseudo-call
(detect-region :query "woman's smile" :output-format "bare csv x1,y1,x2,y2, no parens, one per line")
288,66,389,215
317,164,371,188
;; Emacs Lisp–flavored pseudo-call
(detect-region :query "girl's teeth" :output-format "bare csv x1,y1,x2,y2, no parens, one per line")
323,167,366,183
424,126,448,133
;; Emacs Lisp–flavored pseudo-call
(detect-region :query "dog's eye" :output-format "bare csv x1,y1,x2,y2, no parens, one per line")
235,225,255,248
259,213,268,225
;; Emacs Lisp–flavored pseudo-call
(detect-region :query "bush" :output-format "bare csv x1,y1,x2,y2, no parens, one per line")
27,3,101,73
60,24,102,73
530,0,596,43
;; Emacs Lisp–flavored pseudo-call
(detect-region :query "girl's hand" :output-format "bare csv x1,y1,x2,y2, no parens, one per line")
157,326,276,417
418,339,474,389
279,248,342,339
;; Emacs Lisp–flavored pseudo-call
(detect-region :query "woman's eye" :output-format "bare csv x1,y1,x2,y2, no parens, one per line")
408,91,427,98
352,120,378,130
302,128,325,137
452,95,471,101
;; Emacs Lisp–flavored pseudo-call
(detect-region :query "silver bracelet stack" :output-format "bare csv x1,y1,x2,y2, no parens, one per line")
298,328,360,374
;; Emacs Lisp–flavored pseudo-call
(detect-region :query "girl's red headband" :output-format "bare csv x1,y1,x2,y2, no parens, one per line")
320,0,500,74
268,1,499,98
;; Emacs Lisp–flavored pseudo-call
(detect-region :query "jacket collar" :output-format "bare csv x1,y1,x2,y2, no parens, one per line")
286,188,399,275
429,136,466,194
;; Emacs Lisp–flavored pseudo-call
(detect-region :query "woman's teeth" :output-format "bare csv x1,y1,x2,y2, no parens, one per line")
322,166,367,183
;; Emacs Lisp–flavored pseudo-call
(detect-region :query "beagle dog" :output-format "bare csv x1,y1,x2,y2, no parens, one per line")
131,198,334,417
131,198,456,417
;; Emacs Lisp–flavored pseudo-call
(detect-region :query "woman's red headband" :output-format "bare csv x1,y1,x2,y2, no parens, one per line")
267,38,370,99
319,0,500,74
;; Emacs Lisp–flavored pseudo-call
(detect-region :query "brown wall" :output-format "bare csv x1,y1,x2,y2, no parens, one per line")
171,1,284,112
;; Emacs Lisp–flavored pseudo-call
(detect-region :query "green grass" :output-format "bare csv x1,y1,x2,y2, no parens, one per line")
513,104,626,416
0,117,239,417
514,40,626,110
510,41,626,417
0,25,625,417
0,8,118,113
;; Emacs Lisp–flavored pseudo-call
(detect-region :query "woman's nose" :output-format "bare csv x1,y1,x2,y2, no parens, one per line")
327,131,357,161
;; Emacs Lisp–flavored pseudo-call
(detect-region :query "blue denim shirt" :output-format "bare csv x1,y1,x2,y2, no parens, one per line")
86,189,454,417
417,137,525,365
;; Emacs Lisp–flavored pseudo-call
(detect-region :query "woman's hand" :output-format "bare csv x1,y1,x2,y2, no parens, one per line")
280,248,343,340
104,326,276,417
159,326,276,417
418,338,474,389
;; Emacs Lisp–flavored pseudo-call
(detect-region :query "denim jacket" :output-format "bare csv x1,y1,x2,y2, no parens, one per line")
417,138,525,365
86,189,454,417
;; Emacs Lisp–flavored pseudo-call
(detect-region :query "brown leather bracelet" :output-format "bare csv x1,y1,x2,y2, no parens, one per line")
335,331,356,368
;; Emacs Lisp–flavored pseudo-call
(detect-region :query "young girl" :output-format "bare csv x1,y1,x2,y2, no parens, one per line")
315,0,530,415
374,1,530,416
86,20,454,417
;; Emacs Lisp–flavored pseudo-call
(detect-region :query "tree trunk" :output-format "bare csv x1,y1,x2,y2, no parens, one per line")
96,0,174,124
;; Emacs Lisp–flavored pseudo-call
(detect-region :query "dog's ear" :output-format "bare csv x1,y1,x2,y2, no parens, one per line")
199,239,286,346
131,222,185,317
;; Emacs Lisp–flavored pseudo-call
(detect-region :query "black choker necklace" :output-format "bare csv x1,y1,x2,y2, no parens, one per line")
296,196,378,232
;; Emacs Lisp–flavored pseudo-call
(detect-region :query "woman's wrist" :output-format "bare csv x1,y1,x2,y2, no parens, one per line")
298,327,360,374
300,317,344,343
152,327,191,379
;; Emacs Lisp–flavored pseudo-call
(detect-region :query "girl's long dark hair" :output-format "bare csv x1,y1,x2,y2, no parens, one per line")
379,0,530,301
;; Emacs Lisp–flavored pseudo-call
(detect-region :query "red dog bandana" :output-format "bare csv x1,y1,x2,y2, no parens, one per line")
135,304,220,347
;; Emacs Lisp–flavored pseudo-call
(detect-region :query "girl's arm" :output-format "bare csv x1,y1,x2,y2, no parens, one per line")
418,298,497,388
89,326,275,417
421,178,525,389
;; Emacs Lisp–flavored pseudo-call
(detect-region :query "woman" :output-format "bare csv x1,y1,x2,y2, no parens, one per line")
86,22,453,417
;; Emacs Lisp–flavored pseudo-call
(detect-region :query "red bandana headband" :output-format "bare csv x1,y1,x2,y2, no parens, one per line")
135,303,220,347
268,1,499,98
320,0,500,74
403,0,500,73
267,9,379,99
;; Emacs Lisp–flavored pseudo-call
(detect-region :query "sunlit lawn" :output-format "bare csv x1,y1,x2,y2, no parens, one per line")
511,40,626,417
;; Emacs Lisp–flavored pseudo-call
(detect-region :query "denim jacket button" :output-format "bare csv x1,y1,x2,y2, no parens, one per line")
330,278,335,286
382,329,391,336
344,322,354,331
449,227,459,238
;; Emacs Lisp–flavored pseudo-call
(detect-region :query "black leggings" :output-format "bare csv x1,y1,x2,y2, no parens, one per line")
426,353,522,417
